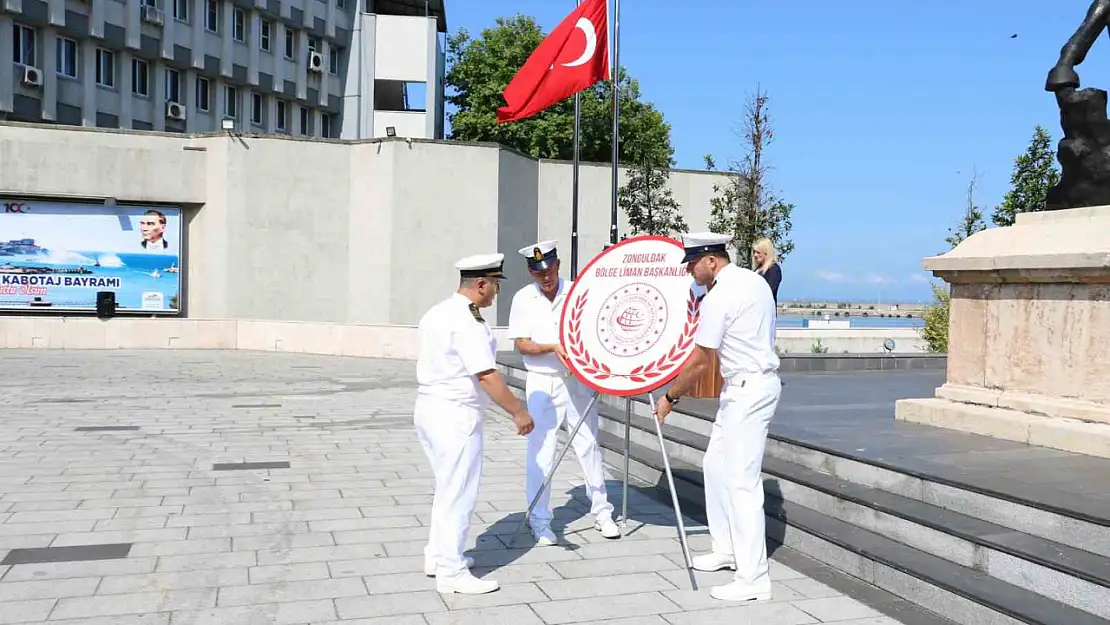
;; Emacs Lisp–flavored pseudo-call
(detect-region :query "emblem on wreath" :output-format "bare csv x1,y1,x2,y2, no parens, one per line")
597,284,667,358
565,285,701,384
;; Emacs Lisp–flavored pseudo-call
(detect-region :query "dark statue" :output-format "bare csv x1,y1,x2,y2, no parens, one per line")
1044,0,1110,209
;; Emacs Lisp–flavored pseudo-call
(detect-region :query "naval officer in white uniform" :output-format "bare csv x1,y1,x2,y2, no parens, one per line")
415,253,535,595
507,241,620,545
653,232,782,603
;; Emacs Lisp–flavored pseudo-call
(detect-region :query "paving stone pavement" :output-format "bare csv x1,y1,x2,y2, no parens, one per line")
0,349,908,624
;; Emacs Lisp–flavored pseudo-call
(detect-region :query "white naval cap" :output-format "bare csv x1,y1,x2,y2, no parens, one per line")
680,232,732,263
455,253,506,279
517,240,558,270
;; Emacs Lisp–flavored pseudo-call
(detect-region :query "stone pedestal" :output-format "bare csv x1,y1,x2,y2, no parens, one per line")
895,205,1110,459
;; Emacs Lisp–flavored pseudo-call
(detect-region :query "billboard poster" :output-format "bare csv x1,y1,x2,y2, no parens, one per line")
0,199,181,313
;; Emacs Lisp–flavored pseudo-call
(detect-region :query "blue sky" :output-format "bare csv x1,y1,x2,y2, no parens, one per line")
444,0,1101,303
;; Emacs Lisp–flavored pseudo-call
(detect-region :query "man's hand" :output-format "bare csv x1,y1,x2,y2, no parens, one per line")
512,410,535,436
552,344,569,367
654,395,672,425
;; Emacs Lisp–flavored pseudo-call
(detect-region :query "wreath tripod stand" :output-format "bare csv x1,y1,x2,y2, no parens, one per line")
506,389,698,591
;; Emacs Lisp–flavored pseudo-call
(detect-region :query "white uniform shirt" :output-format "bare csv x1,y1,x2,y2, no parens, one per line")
694,263,779,379
506,278,570,375
416,293,499,411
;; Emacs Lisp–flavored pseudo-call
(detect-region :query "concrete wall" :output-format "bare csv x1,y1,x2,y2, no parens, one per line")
776,328,925,354
0,317,928,360
0,122,728,326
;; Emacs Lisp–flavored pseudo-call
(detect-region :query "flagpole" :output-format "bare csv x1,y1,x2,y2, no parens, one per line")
570,0,582,277
608,0,621,245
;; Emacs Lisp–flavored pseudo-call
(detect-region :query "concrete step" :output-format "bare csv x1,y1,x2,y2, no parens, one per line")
596,386,1110,559
596,421,1110,625
588,395,1110,622
497,366,1110,624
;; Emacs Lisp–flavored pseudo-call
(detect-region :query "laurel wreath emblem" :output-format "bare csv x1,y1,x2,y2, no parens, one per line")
565,289,701,383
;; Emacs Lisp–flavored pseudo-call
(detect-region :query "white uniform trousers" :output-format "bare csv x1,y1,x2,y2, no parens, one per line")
703,370,781,586
524,372,614,528
414,394,483,578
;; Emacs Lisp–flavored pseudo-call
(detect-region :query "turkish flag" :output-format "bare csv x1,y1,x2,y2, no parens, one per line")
496,0,610,124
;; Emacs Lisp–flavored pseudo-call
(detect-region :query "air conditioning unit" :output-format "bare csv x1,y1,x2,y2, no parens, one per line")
20,66,42,87
307,51,324,72
166,101,186,120
142,5,164,25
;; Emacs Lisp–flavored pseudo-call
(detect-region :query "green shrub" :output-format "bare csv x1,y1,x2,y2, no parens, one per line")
920,283,950,353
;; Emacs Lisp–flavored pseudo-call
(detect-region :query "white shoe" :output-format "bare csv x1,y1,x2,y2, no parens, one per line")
435,571,499,595
595,516,621,539
692,552,736,572
532,526,558,546
424,556,474,576
710,580,773,602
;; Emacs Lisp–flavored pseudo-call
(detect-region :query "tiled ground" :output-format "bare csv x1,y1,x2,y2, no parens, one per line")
0,349,904,624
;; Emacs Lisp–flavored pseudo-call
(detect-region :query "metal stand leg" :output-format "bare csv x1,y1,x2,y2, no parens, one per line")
621,397,631,530
648,393,697,591
508,391,602,548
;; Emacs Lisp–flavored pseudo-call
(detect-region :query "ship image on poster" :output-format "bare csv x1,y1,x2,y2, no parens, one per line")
0,200,181,312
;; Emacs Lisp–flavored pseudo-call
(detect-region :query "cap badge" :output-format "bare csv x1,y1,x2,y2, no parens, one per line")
532,247,543,261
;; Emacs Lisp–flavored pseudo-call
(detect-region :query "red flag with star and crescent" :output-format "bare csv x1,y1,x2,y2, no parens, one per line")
496,0,610,124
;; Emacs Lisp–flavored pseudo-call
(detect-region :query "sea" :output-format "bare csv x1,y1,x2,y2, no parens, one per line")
0,251,179,310
776,315,924,329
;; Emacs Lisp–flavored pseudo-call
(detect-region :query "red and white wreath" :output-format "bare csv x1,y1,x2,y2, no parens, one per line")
564,289,701,383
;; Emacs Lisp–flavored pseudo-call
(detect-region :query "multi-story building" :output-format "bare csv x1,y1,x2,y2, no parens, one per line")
0,0,445,139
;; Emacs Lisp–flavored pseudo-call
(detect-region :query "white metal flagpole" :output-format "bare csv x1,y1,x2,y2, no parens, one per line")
570,0,582,277
608,0,621,245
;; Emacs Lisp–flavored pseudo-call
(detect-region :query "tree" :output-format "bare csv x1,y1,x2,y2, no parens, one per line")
703,87,794,269
946,170,987,248
445,15,672,164
991,125,1061,227
618,143,688,236
919,283,950,353
921,171,986,353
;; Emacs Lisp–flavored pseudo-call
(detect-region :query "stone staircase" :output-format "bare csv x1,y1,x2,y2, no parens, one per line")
497,355,1110,625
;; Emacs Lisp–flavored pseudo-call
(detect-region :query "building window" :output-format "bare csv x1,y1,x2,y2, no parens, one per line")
233,9,245,42
165,69,181,104
374,80,426,112
307,36,319,54
260,20,271,51
337,0,345,8
56,37,77,78
131,59,149,96
251,92,263,125
299,107,308,135
321,112,331,138
173,0,189,22
12,24,36,67
205,0,219,33
329,47,341,75
284,28,294,60
95,49,115,87
225,85,238,118
196,77,210,111
276,100,288,131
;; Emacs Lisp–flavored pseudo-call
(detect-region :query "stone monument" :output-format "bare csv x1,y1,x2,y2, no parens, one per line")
894,2,1110,459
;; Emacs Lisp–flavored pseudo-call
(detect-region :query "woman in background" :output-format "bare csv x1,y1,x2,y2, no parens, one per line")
752,237,782,304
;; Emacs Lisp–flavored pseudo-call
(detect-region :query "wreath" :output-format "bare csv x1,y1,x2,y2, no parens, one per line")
565,289,700,383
